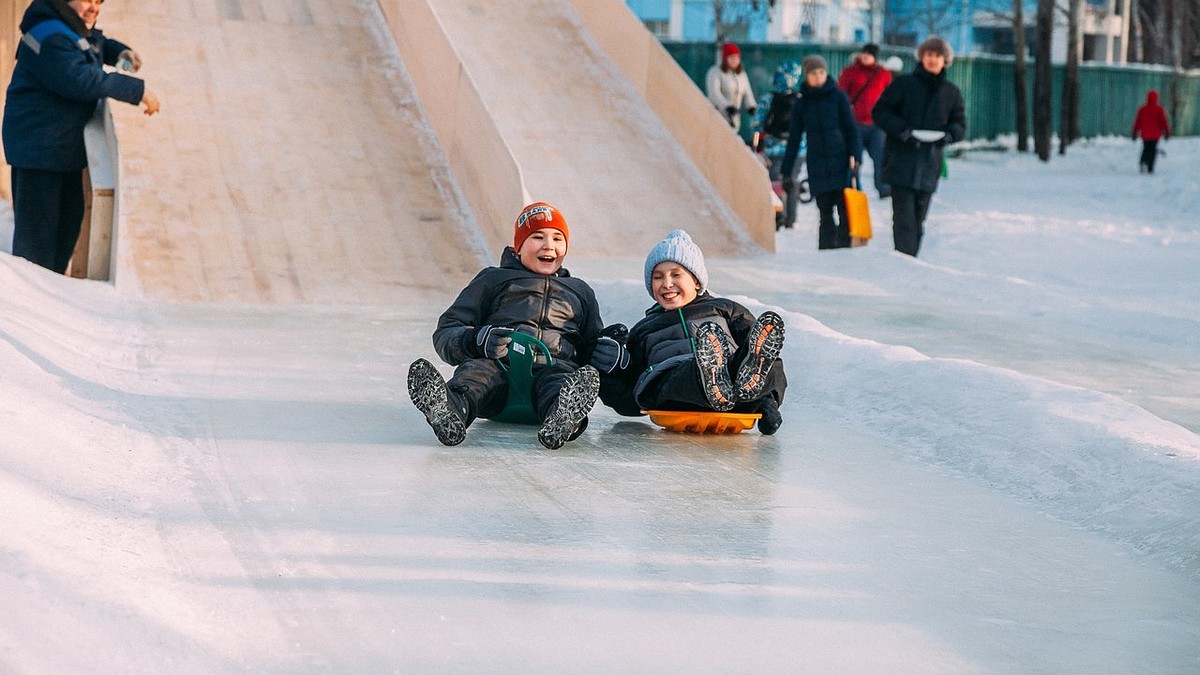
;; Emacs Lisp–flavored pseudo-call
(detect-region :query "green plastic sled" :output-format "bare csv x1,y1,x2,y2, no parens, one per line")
491,331,553,424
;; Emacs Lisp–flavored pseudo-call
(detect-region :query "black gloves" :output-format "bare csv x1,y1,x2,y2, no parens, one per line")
591,324,631,374
476,325,514,360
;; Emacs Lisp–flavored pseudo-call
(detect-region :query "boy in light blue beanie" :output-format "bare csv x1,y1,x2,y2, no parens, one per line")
599,230,788,434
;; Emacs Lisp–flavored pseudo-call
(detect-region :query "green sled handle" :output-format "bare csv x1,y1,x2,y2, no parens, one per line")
491,331,554,425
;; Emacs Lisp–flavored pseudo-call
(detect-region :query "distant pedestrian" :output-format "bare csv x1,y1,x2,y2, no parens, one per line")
871,37,965,257
838,43,893,198
2,0,160,274
751,59,804,229
1132,90,1170,174
706,43,756,133
780,55,862,249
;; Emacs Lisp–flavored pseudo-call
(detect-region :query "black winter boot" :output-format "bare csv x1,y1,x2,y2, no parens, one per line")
408,359,470,446
694,322,736,412
734,311,785,401
538,366,599,449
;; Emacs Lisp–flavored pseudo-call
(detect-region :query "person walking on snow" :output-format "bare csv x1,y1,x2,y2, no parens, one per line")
1132,90,1170,174
780,55,863,250
871,36,966,258
838,43,893,198
706,43,756,133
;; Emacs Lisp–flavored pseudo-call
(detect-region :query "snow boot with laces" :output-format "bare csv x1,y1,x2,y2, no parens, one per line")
694,322,736,412
734,311,785,401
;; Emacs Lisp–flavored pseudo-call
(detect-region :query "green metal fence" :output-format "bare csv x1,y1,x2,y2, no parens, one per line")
663,42,1198,141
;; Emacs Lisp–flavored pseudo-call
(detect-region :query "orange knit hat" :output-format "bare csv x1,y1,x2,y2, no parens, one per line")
513,202,569,251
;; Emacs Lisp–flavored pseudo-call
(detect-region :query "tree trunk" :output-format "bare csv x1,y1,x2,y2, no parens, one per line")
1013,0,1029,152
1059,0,1081,154
1033,0,1054,161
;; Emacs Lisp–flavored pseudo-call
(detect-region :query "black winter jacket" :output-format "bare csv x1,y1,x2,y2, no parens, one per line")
433,247,604,368
871,65,966,193
600,293,758,416
781,78,862,196
2,0,144,171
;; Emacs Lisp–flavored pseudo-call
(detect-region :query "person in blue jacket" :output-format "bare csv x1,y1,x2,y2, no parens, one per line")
780,55,862,250
3,0,160,273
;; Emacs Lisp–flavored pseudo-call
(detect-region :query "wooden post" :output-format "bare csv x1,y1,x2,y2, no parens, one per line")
80,100,117,281
68,169,93,278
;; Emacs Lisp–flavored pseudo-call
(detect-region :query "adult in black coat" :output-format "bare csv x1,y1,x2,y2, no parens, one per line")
3,0,159,273
872,37,966,257
780,55,863,249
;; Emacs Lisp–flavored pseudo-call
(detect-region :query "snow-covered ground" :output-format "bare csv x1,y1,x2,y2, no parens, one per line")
1,138,1198,673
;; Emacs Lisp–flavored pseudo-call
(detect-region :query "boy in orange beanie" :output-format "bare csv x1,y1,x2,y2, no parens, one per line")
408,202,625,448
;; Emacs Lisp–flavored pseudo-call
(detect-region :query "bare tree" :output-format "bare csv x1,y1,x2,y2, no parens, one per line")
1059,0,1081,154
1013,0,1029,152
1033,0,1054,161
1116,0,1200,67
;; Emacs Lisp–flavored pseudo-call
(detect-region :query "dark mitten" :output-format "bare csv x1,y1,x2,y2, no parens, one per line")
898,129,919,147
591,337,630,374
475,325,514,360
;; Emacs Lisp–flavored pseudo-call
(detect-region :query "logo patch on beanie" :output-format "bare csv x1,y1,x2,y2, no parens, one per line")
516,205,553,229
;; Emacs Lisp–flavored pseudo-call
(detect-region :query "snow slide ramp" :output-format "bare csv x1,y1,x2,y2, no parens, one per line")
99,0,486,303
100,0,771,303
365,0,774,257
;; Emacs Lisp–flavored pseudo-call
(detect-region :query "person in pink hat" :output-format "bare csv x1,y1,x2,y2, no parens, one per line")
706,42,757,132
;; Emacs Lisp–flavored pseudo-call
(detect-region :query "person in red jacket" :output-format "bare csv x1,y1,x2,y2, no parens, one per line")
1132,90,1170,174
838,43,892,198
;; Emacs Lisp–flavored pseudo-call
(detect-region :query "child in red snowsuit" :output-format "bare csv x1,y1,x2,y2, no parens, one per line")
1132,90,1170,174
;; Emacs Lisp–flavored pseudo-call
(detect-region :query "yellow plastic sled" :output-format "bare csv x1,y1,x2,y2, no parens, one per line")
644,410,762,434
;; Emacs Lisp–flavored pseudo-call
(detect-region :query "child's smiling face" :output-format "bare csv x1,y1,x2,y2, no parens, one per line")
651,261,700,310
517,227,567,275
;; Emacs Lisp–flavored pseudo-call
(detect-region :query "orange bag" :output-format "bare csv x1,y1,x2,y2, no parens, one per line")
844,171,872,246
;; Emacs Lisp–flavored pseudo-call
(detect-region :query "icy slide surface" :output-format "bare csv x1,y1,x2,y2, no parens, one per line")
2,0,1200,667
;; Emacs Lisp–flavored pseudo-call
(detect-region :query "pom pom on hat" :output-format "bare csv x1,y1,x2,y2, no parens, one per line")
802,54,828,74
721,43,740,59
644,229,709,299
514,201,569,251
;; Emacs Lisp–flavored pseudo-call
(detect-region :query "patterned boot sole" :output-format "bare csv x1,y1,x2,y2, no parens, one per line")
694,322,735,412
407,358,466,446
735,311,785,401
538,366,600,450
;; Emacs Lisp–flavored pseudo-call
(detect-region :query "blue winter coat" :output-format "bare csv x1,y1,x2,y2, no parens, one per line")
2,0,144,172
780,78,862,196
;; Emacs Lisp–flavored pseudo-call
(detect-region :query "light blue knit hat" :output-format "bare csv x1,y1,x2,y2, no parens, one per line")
644,229,708,299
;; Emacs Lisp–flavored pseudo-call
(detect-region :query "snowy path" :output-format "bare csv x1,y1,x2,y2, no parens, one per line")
4,216,1199,671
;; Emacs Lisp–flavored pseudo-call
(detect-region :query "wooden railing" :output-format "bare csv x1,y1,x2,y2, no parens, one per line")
68,100,117,281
